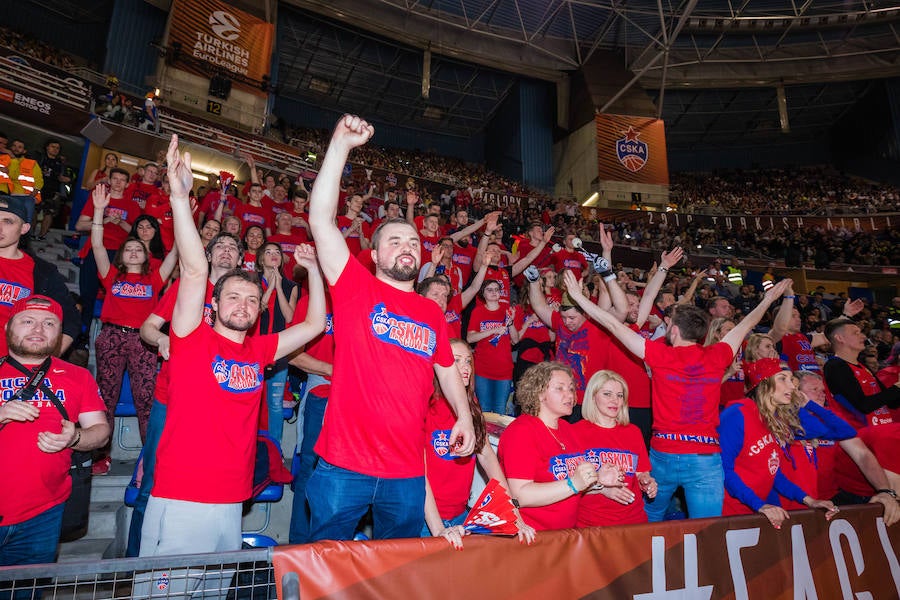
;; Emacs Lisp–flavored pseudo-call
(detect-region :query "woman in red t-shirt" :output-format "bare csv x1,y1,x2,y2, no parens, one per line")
497,362,622,531
705,317,744,407
423,339,536,549
574,370,657,527
241,225,266,271
467,279,520,415
90,188,176,474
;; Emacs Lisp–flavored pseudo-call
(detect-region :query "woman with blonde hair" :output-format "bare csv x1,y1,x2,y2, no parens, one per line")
705,317,743,406
574,370,657,526
718,357,839,529
498,362,622,531
744,333,779,362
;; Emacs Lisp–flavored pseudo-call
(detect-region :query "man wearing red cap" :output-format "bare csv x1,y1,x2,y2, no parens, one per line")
0,296,109,566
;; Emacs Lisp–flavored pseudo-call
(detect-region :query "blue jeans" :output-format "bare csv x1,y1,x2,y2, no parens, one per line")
265,366,288,447
306,459,425,542
420,509,467,537
288,380,328,544
644,449,724,522
0,503,64,566
126,399,166,557
474,376,511,415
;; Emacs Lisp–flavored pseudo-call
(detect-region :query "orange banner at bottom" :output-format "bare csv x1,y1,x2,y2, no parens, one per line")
273,505,899,599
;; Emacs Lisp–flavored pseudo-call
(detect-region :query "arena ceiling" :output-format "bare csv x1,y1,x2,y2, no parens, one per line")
277,1,900,142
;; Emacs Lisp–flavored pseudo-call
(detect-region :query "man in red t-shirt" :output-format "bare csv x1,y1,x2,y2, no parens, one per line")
562,270,792,521
305,115,475,542
232,183,273,236
75,167,141,332
550,234,588,275
0,296,109,566
122,161,159,210
138,135,325,566
336,193,371,254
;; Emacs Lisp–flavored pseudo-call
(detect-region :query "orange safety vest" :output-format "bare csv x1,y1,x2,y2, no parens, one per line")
0,155,11,190
14,158,41,202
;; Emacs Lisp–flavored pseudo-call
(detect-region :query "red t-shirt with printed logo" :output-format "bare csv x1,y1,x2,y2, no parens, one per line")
451,244,478,282
0,358,105,525
468,304,518,381
153,323,278,502
79,195,141,251
551,249,587,273
123,181,157,210
149,280,215,406
315,257,453,478
0,253,36,355
778,332,820,373
425,394,477,520
573,421,649,526
235,202,272,234
443,294,463,340
498,414,584,531
336,215,371,255
99,270,163,329
643,340,734,454
551,311,611,403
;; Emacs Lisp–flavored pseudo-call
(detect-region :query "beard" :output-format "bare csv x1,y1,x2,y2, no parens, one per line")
7,337,59,360
385,262,418,282
216,312,257,332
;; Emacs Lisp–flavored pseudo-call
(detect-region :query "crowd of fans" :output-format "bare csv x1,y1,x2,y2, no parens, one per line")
671,167,900,215
2,114,899,582
0,25,78,69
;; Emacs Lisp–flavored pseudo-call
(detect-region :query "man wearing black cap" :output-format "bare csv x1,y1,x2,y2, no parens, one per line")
0,195,79,354
0,295,109,566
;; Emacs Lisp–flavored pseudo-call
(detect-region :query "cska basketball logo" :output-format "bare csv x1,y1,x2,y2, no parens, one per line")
431,429,455,461
616,126,649,172
211,356,262,393
369,303,437,359
767,449,780,475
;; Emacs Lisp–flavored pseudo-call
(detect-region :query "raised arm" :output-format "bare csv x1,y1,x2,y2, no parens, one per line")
167,135,209,337
158,245,179,282
308,115,373,284
460,262,488,309
447,211,499,244
721,279,791,355
527,278,555,328
275,245,326,360
562,270,647,359
768,281,795,343
89,187,112,278
637,247,683,327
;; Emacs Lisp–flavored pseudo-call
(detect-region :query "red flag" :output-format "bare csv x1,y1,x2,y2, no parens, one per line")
219,171,235,190
462,478,519,535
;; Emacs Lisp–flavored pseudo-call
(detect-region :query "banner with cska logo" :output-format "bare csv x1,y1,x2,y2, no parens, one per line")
597,113,670,185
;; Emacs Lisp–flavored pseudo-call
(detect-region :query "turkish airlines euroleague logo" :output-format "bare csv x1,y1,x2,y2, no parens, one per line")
209,10,241,40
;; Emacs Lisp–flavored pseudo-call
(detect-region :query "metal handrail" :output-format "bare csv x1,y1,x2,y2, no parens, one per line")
0,57,91,109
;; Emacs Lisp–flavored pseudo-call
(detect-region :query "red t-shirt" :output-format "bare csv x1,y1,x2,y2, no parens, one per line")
290,292,334,397
608,324,651,409
551,311,611,403
315,257,453,478
643,340,733,454
498,414,585,531
573,421,649,526
0,253,36,355
451,244,478,282
426,394,477,520
268,232,305,259
149,280,215,406
199,192,240,220
834,423,900,497
0,358,105,524
123,181,157,210
235,202,272,234
153,323,278,503
519,306,553,364
444,295,463,340
80,195,141,251
551,250,587,273
144,193,174,251
336,215,371,255
355,247,376,275
516,239,553,271
484,265,512,306
99,270,164,329
468,304,518,381
779,332,820,373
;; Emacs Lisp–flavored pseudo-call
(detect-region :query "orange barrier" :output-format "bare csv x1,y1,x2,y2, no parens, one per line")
273,505,899,599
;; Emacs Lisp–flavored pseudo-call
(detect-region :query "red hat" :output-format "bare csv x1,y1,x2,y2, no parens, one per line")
8,295,63,323
742,357,785,391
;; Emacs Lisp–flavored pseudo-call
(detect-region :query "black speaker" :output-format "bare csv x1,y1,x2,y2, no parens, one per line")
208,74,232,100
80,119,113,146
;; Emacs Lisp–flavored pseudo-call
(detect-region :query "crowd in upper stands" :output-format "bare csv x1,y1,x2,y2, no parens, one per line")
0,25,77,69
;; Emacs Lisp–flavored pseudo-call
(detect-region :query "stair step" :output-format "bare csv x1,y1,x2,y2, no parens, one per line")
90,473,132,503
85,501,120,539
58,537,114,562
